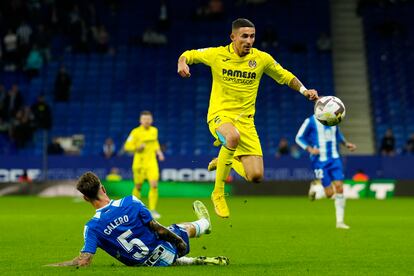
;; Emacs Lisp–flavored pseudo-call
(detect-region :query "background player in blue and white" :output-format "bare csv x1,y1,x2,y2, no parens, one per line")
295,115,357,229
47,172,229,267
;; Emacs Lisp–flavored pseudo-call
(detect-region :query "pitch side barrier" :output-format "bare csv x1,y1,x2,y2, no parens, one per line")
0,180,412,198
232,179,407,199
0,155,414,182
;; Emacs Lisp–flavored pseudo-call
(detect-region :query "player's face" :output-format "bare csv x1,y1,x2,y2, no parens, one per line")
140,115,153,128
231,27,255,56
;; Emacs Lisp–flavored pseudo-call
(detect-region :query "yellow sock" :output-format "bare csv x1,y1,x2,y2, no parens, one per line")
213,146,235,194
148,187,158,211
132,187,141,199
232,158,247,180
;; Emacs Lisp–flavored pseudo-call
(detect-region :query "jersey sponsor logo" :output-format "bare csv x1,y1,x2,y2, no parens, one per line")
222,68,256,85
222,58,231,62
104,215,130,235
248,60,257,68
222,69,256,79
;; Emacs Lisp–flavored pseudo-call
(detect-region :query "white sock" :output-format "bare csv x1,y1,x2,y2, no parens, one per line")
314,185,326,200
175,257,196,266
335,194,346,223
191,218,210,237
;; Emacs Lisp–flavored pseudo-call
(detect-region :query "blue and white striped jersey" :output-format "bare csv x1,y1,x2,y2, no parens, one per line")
295,115,346,164
81,196,177,266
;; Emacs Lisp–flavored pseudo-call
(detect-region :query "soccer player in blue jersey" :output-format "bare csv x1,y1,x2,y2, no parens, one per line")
295,115,357,229
47,172,229,267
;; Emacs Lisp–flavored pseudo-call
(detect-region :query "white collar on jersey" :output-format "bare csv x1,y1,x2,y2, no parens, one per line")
96,200,114,212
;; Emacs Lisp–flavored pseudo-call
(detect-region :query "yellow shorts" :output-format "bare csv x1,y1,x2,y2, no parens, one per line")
208,113,263,157
132,164,159,184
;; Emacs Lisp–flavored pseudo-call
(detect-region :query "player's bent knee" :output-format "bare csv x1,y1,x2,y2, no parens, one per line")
226,133,240,148
325,191,334,198
333,181,344,193
247,173,263,183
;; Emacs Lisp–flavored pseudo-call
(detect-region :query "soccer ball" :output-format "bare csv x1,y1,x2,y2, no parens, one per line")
314,96,346,126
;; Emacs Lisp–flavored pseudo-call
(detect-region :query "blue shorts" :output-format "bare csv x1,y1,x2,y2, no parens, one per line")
312,158,344,188
169,224,190,256
147,224,190,267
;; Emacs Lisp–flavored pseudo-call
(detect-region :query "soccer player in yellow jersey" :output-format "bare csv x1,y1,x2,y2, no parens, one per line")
177,18,318,218
124,111,165,219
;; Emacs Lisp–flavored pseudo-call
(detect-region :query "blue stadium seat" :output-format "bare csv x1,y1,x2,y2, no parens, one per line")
0,0,339,156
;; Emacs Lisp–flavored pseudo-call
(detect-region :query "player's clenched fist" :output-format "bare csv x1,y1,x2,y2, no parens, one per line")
304,89,319,101
345,142,357,152
307,146,320,155
176,241,188,257
177,61,191,78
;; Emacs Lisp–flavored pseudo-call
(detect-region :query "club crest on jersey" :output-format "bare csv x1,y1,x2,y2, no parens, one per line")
248,60,257,68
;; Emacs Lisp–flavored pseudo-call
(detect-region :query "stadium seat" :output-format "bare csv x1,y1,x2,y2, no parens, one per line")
0,0,338,157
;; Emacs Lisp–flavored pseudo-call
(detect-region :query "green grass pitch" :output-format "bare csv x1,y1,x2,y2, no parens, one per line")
1,196,414,275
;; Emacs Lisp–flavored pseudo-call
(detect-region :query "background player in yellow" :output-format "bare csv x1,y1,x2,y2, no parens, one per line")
177,18,318,218
124,111,165,219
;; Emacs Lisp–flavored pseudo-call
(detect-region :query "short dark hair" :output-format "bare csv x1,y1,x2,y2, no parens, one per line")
232,18,255,30
77,171,101,200
140,110,153,117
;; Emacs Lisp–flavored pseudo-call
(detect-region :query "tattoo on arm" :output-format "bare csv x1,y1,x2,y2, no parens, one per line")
47,253,94,267
149,220,184,245
288,77,304,92
74,253,94,266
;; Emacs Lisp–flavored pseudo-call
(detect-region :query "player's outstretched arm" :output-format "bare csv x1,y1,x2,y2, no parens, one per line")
178,47,214,77
148,220,187,256
288,77,318,101
45,252,94,267
262,53,318,100
177,56,191,78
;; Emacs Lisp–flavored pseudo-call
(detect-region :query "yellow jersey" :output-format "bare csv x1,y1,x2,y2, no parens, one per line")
180,43,296,122
124,126,160,168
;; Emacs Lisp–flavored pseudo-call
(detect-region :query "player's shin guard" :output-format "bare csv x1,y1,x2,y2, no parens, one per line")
334,194,346,223
213,146,235,194
231,158,247,180
149,187,158,211
132,187,141,199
